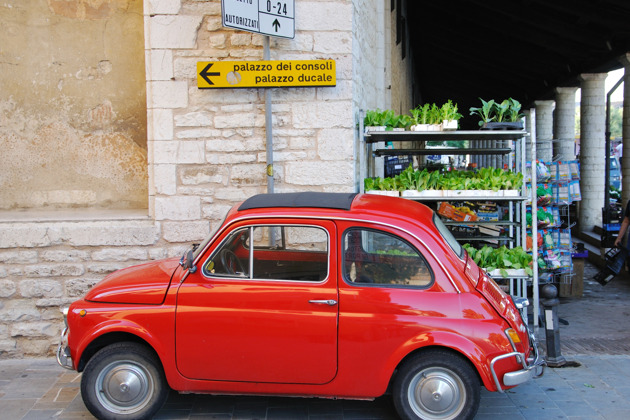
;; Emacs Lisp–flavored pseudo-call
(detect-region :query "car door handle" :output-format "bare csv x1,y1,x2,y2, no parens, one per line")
309,299,338,306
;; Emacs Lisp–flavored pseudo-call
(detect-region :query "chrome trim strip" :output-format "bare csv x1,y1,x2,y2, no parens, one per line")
200,213,462,293
200,222,331,285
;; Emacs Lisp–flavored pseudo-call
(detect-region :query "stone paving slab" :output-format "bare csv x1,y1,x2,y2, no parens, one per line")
1,355,630,419
2,261,629,419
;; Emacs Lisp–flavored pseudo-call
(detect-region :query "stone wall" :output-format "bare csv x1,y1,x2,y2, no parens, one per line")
0,0,411,358
146,0,357,235
0,0,148,210
0,216,167,356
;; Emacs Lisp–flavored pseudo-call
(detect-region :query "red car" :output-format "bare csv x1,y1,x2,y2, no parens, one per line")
58,192,544,420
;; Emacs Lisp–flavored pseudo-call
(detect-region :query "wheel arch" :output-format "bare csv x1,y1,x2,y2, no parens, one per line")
390,346,483,390
77,332,157,373
385,332,499,392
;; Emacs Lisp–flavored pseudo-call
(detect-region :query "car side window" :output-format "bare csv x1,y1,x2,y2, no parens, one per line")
204,225,329,282
205,227,250,277
343,228,433,288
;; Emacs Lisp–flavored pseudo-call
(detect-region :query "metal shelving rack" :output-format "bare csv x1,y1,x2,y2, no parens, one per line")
360,126,539,325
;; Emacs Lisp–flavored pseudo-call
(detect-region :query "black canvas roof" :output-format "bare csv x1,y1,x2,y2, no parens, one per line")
238,192,358,211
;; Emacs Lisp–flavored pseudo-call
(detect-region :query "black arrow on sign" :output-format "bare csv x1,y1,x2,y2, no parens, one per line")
272,19,281,32
200,63,220,85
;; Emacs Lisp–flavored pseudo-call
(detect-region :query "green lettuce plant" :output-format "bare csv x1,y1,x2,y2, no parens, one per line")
440,100,462,121
507,98,524,122
463,244,533,277
469,98,496,127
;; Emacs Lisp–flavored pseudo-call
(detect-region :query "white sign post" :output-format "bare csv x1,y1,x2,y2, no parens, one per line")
222,0,295,39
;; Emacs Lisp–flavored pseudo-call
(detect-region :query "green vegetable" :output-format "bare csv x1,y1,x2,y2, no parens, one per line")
440,100,462,121
469,98,496,127
507,98,524,122
463,244,533,277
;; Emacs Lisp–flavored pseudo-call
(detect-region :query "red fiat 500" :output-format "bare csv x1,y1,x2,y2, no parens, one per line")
58,193,543,420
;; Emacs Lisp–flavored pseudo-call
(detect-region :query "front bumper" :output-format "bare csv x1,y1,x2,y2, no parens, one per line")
56,307,73,370
56,327,73,370
489,327,545,392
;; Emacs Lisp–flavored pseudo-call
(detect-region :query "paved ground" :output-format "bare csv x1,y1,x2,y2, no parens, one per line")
2,261,630,420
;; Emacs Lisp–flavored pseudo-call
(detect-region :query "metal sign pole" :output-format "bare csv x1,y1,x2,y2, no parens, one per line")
264,36,274,194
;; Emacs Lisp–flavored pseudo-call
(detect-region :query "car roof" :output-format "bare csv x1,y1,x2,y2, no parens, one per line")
235,192,434,226
239,192,358,211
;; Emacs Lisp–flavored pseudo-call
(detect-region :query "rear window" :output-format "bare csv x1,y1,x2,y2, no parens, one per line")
433,213,463,259
342,228,433,288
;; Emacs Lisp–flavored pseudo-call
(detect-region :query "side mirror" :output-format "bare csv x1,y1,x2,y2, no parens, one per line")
183,250,197,274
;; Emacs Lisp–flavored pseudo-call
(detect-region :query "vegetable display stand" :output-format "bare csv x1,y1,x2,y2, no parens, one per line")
359,124,539,326
360,129,530,250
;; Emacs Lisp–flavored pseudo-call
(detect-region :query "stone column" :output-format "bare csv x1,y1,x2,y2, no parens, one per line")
553,87,578,160
524,110,534,162
578,73,608,233
535,100,555,162
619,54,630,207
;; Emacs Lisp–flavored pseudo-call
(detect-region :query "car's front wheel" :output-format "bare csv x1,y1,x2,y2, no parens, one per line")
80,342,169,420
392,349,480,420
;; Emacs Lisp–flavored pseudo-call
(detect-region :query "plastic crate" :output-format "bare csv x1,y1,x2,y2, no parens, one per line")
594,246,627,286
384,156,412,178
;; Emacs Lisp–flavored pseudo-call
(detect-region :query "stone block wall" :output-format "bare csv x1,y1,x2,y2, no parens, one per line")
0,218,169,356
145,0,357,228
0,0,148,210
0,0,411,358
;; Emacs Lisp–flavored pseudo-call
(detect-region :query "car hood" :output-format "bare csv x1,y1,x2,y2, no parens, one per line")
84,258,180,304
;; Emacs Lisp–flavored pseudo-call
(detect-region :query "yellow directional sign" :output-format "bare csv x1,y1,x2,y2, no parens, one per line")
197,60,336,89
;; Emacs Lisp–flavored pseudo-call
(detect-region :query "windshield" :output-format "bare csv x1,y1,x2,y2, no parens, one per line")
433,212,463,259
192,212,229,260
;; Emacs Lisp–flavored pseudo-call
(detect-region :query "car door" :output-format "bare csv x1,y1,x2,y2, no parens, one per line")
175,220,338,384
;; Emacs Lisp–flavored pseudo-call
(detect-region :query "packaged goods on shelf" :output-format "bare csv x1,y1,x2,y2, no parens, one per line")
558,229,572,249
558,161,571,182
569,180,581,201
525,161,551,183
553,183,571,205
437,202,477,222
537,184,553,205
542,229,555,250
569,160,580,180
526,230,543,252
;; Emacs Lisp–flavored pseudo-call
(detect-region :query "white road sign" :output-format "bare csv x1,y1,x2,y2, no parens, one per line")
222,0,295,39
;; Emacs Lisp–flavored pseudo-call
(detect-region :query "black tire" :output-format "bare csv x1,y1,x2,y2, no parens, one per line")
392,350,480,420
80,342,169,420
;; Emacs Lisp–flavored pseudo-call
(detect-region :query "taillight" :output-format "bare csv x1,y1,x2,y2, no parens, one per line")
505,328,522,345
477,273,507,315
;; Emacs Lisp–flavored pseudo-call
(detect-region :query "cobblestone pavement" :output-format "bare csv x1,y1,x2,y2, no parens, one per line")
2,261,629,420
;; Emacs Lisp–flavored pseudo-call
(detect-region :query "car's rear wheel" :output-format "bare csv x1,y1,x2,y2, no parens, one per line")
392,350,480,420
81,342,169,420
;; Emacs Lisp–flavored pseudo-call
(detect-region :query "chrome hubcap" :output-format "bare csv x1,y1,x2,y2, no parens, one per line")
408,367,465,420
95,361,154,415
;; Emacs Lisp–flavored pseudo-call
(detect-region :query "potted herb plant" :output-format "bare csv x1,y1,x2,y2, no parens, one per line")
410,104,431,131
428,103,442,131
440,100,462,131
364,177,400,196
364,109,386,132
469,98,524,130
469,98,496,128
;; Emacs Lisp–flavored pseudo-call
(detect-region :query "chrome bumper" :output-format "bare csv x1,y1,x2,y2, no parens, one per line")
56,307,74,370
56,326,73,370
490,328,545,392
